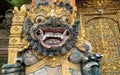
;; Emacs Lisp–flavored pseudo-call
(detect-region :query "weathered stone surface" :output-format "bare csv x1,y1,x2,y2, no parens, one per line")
28,66,62,75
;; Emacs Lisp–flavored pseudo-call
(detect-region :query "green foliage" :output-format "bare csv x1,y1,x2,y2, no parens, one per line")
0,0,31,29
6,0,31,8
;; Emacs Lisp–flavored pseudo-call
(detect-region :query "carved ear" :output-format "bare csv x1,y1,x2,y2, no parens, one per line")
23,18,33,35
72,19,80,35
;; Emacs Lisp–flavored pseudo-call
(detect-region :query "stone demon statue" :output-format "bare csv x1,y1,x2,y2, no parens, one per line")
2,1,102,75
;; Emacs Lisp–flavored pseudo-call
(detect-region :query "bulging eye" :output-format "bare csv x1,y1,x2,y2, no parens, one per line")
60,16,70,24
35,16,45,24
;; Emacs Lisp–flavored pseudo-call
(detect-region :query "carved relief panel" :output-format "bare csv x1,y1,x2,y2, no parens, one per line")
82,0,120,9
81,11,120,74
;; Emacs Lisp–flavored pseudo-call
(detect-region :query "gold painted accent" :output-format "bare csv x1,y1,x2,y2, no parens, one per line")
24,3,81,74
82,0,120,9
8,1,120,74
27,4,77,25
8,49,18,64
8,5,27,64
9,2,81,74
54,0,76,8
26,49,80,74
76,12,86,51
78,10,120,73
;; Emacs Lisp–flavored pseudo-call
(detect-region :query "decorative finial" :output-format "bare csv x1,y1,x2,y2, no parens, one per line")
70,0,76,7
51,0,54,3
32,0,36,6
50,9,55,16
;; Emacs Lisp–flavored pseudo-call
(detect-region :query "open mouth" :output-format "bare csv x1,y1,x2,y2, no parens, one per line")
35,28,70,48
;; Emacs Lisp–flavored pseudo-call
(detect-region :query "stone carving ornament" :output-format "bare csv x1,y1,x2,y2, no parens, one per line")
2,0,102,75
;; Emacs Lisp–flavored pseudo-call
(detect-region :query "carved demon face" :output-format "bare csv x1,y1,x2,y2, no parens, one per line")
35,16,71,49
24,3,80,56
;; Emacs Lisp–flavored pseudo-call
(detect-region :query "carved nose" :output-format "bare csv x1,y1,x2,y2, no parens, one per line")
50,17,61,27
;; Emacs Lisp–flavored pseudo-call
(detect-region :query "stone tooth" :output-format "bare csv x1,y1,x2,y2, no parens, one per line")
58,40,60,43
39,29,44,37
42,34,47,40
46,40,49,44
53,42,55,44
51,34,53,37
52,34,55,37
63,29,67,36
47,32,53,37
57,40,60,43
48,33,52,37
46,33,50,37
56,35,58,37
49,34,52,37
40,29,43,34
52,39,56,44
55,39,58,44
61,29,67,39
53,33,60,38
49,40,53,44
55,34,57,37
59,33,62,37
61,35,64,39
57,34,61,38
50,33,53,37
56,40,58,43
47,40,50,44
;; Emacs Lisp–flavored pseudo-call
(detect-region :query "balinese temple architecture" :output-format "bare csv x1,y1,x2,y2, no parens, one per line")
0,0,120,75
